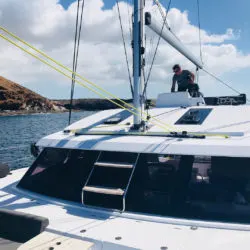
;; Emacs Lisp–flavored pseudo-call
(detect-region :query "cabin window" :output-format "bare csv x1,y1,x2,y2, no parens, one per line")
127,154,250,224
18,149,250,224
18,148,99,202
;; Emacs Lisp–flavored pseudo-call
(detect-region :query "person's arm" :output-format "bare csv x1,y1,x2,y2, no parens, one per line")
189,71,195,83
171,76,176,92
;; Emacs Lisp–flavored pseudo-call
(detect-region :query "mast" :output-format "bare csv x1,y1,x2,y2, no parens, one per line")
132,0,145,129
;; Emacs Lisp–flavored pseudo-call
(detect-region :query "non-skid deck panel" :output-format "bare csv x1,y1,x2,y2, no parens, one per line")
18,231,95,250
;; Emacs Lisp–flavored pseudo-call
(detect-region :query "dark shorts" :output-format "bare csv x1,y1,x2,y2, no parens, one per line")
177,84,189,92
178,84,200,97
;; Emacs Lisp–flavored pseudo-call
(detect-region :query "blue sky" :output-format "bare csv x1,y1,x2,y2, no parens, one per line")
170,0,250,53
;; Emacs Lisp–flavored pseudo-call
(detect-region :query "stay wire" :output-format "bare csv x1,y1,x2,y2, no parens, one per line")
153,0,170,29
143,68,150,120
142,0,172,97
151,107,184,118
196,0,203,64
154,0,182,43
195,0,246,100
68,0,79,125
69,0,84,125
126,0,132,41
116,0,134,99
74,0,85,94
202,68,249,101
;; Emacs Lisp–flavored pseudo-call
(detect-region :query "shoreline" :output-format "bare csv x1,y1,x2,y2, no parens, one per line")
0,109,106,117
0,109,70,117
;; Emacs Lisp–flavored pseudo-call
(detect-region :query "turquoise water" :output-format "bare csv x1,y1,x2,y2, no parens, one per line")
0,111,94,170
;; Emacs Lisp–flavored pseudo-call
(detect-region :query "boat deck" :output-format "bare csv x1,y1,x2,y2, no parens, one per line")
37,106,250,157
2,167,250,249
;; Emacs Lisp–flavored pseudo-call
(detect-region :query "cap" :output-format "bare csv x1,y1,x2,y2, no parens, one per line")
172,64,180,70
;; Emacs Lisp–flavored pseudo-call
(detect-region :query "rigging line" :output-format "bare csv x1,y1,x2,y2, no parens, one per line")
151,107,184,118
153,0,170,29
68,0,80,125
142,0,172,97
0,28,175,132
196,0,203,64
126,0,132,41
69,0,84,125
0,33,173,132
202,68,250,101
0,27,138,114
143,69,150,120
146,34,155,77
141,69,145,121
144,5,158,78
195,1,244,99
74,0,84,82
69,0,80,125
154,0,182,43
0,26,172,131
0,35,135,115
116,0,134,99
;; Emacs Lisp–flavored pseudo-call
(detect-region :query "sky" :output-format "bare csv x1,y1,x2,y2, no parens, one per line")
0,0,250,100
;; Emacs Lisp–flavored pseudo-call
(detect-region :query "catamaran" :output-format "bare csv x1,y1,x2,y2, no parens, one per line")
1,0,250,249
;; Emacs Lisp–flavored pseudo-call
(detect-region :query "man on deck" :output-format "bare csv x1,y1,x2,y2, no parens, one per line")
171,64,195,92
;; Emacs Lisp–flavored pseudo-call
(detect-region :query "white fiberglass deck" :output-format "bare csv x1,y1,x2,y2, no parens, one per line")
37,105,250,157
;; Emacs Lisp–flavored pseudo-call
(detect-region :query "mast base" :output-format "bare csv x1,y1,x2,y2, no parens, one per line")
130,121,147,132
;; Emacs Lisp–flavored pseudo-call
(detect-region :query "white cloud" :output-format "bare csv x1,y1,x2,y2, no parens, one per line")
166,8,238,44
0,0,249,99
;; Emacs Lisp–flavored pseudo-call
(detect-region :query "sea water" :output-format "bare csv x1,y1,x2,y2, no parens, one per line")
0,111,94,170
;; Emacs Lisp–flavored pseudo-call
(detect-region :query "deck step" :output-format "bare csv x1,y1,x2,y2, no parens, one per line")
83,186,124,195
95,161,133,169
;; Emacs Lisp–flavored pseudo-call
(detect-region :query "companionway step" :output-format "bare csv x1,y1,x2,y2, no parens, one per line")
82,151,140,210
95,161,134,169
83,186,124,196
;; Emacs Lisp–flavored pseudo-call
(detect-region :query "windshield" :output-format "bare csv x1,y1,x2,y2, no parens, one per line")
18,148,250,224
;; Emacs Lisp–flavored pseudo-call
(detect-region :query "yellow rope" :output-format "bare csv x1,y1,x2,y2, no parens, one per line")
0,35,138,115
0,33,173,133
0,27,230,139
0,26,175,132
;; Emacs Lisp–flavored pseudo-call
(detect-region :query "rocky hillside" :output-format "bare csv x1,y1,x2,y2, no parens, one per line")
0,76,65,114
56,98,134,110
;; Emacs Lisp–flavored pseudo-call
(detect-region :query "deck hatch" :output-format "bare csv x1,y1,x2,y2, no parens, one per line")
175,108,212,125
103,117,122,124
102,110,131,125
